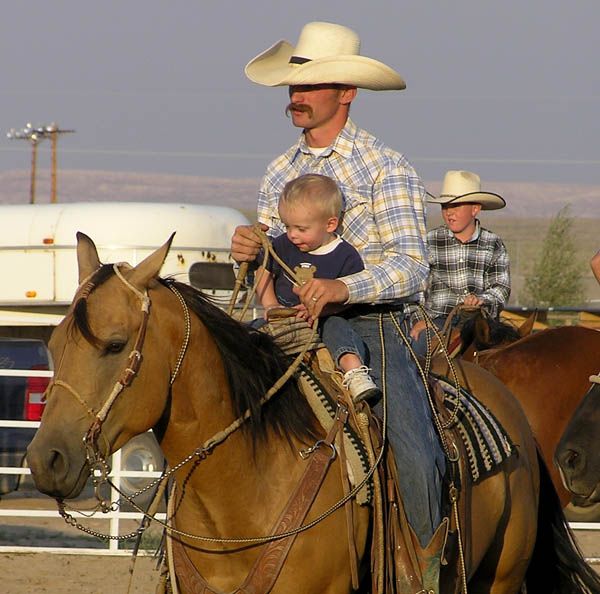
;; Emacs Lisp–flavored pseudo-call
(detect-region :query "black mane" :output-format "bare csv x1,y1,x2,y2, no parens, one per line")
459,312,521,352
71,266,320,446
163,279,320,447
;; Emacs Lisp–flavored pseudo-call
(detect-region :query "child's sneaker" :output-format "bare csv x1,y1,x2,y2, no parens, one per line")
342,366,382,403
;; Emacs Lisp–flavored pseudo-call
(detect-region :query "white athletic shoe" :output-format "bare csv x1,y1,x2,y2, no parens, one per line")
342,366,382,403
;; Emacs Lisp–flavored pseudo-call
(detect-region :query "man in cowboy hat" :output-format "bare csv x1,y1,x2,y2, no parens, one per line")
410,170,511,353
231,21,447,557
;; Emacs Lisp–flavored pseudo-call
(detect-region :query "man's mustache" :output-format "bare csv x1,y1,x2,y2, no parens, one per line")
285,103,313,118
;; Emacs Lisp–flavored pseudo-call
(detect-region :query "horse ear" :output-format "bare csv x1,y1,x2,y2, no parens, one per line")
474,313,491,347
518,311,537,337
128,233,175,289
77,232,102,283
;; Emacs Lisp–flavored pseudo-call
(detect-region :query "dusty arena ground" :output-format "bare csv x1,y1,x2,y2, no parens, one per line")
0,490,599,593
0,490,164,593
0,553,160,593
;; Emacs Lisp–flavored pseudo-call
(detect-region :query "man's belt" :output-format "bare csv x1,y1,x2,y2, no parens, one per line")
345,303,415,317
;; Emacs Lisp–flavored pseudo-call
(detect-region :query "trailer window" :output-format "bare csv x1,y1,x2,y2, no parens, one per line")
189,262,236,291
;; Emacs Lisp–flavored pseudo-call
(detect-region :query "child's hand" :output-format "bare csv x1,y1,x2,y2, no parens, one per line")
293,304,309,321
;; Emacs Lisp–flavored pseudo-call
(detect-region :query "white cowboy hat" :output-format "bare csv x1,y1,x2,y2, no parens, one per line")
427,170,506,211
244,21,405,91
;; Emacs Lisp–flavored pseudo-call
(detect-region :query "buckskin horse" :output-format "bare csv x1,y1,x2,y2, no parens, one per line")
26,234,600,593
555,375,600,508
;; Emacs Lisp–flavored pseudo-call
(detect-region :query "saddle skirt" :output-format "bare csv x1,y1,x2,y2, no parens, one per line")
298,351,374,505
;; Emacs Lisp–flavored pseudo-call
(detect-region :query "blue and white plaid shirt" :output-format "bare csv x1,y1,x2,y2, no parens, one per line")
416,222,511,320
257,119,428,304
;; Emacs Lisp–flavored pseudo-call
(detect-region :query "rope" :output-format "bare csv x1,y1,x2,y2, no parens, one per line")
227,225,305,322
392,312,468,594
167,285,191,385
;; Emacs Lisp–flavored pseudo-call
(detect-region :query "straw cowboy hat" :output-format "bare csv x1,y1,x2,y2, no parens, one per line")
244,21,405,91
427,171,506,210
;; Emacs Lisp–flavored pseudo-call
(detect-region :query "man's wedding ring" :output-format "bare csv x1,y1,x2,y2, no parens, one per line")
311,296,318,302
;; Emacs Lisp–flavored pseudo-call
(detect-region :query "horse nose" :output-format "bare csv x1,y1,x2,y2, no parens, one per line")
27,444,71,496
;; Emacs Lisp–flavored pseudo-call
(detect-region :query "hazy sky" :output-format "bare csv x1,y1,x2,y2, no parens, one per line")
1,1,598,184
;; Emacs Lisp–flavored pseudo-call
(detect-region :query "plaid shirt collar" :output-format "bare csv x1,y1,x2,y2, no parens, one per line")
288,118,358,164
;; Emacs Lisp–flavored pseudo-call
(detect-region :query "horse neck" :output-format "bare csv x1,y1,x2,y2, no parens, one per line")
163,393,305,535
159,320,305,521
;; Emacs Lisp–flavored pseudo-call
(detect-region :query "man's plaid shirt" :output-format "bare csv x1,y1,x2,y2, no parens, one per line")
416,222,511,320
257,119,428,304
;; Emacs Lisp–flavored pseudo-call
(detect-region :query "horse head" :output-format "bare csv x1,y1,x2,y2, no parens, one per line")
555,378,600,506
27,232,175,499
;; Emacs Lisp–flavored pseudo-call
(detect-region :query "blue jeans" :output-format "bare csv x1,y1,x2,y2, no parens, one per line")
338,309,446,547
411,317,447,358
320,315,368,367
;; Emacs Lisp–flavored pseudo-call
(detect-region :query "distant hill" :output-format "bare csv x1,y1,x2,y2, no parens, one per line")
1,169,599,219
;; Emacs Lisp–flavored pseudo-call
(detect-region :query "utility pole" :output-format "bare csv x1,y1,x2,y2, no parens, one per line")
29,134,40,205
45,123,75,203
7,122,75,204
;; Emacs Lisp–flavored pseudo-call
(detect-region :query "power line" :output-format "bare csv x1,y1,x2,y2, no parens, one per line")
1,145,599,166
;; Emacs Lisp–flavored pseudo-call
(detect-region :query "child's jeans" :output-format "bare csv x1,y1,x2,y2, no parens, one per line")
320,315,369,367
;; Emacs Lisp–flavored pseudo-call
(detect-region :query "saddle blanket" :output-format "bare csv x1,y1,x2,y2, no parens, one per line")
433,374,515,483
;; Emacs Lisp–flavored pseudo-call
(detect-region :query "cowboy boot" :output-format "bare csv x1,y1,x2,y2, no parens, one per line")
389,515,449,594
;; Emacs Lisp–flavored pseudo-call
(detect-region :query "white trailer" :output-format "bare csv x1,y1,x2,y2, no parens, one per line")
0,202,251,492
0,202,249,316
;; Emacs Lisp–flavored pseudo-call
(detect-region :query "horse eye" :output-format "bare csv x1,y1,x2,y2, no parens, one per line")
105,341,126,354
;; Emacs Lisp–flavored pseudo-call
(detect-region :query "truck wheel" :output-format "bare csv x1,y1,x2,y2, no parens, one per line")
117,432,165,509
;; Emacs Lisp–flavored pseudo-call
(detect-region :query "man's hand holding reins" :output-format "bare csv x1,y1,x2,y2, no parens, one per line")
231,223,269,263
294,278,349,321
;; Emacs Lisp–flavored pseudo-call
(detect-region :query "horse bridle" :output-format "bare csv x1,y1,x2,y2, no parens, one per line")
47,264,190,503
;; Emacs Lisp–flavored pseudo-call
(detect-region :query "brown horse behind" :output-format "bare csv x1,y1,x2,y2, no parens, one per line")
26,234,600,593
465,324,600,507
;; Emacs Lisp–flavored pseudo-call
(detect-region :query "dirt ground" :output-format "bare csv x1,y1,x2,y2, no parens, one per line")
0,489,165,593
0,554,161,593
0,491,599,594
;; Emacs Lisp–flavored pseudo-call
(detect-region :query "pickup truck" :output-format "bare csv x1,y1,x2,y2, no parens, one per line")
0,338,51,493
0,337,164,501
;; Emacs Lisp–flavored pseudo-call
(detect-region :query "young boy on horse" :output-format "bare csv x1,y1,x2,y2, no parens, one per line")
410,170,510,355
256,173,382,403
